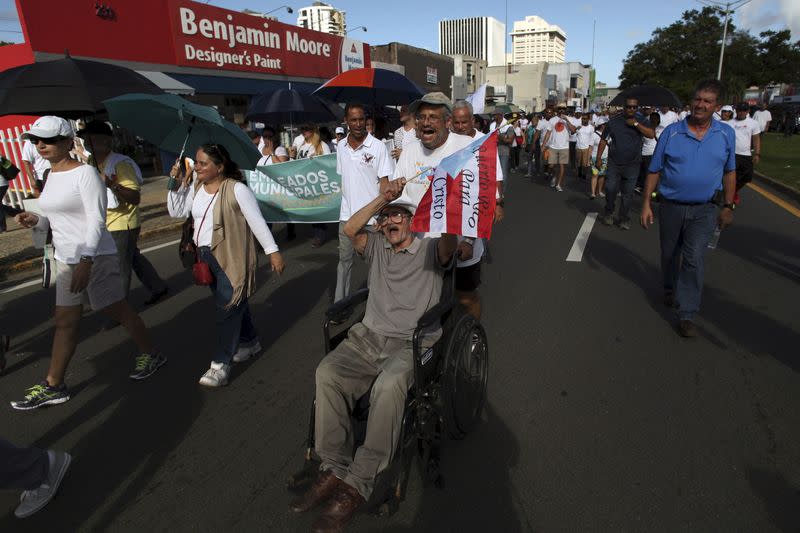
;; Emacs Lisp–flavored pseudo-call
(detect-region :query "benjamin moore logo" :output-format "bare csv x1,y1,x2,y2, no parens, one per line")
341,38,365,72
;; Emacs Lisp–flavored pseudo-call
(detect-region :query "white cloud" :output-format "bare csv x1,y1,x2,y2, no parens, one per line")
739,0,799,37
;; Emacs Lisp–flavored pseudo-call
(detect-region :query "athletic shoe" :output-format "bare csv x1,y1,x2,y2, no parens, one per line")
678,320,698,338
555,185,563,192
524,173,531,178
589,194,597,199
601,215,614,226
599,191,606,198
129,353,167,381
232,339,262,363
15,450,72,518
634,186,643,195
10,382,70,411
619,220,631,230
549,178,556,188
199,362,230,387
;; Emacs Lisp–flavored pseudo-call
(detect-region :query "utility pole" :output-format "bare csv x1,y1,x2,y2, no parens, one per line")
698,0,753,80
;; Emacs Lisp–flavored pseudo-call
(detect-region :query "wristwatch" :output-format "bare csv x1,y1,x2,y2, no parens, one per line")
722,203,736,211
79,255,94,264
633,121,640,127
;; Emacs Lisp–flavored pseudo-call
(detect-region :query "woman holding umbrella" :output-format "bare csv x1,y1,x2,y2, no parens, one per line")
11,116,165,410
167,143,285,387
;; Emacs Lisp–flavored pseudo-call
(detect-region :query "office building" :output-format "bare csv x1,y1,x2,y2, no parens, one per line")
510,15,566,64
371,42,454,96
297,2,346,36
438,17,505,67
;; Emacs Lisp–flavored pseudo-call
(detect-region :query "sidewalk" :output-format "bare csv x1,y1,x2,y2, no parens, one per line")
0,176,181,279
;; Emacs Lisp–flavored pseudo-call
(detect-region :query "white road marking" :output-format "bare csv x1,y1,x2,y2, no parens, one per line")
566,213,598,262
0,239,181,295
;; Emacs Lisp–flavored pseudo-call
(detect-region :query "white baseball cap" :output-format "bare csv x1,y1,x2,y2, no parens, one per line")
720,105,734,113
335,126,345,135
22,116,74,140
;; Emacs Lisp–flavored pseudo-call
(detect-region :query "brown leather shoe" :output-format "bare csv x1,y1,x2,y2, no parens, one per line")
289,470,343,513
678,320,698,338
311,483,365,533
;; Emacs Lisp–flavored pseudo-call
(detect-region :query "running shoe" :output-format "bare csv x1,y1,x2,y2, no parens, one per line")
619,220,631,230
11,382,70,410
601,214,614,226
555,185,563,192
15,450,72,518
129,353,167,381
549,177,556,188
232,339,262,363
199,362,230,387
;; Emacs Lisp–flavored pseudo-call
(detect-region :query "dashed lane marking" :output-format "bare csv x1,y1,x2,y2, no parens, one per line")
566,213,598,262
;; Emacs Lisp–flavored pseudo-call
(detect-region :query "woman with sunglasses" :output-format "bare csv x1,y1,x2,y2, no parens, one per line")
11,116,165,411
168,143,285,387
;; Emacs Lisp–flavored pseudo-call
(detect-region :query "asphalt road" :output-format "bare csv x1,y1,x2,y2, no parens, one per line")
1,168,798,532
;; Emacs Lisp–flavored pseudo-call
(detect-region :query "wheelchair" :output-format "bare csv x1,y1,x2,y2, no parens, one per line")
286,258,489,515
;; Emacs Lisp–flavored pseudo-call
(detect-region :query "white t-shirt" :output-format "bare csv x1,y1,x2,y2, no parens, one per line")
535,118,550,138
545,116,571,150
641,130,660,157
21,140,51,181
753,110,772,132
393,125,418,150
679,110,690,120
257,146,289,166
659,110,679,128
35,164,116,263
568,116,581,142
167,181,278,254
336,133,394,221
297,141,331,159
591,131,609,160
392,133,491,268
725,117,761,156
292,134,305,149
575,124,595,150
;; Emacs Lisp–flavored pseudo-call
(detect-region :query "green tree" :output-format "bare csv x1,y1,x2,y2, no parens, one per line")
618,7,796,103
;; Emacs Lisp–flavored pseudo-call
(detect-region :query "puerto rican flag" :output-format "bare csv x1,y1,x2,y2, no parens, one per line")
411,131,499,239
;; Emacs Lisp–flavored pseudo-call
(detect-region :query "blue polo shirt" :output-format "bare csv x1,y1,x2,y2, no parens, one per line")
648,118,736,203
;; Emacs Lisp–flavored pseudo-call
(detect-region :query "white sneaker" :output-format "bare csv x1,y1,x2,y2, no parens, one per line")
555,185,563,192
15,450,71,518
232,340,261,363
199,362,230,387
549,178,556,188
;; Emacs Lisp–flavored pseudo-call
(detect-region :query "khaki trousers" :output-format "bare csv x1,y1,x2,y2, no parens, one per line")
314,322,436,499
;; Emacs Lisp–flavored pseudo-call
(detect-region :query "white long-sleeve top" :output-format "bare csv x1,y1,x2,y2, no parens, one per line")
35,164,117,263
168,180,278,255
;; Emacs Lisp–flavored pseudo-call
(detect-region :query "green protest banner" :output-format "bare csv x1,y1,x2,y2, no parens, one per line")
243,154,341,223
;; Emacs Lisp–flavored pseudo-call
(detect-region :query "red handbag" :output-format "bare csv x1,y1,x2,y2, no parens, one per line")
192,190,218,286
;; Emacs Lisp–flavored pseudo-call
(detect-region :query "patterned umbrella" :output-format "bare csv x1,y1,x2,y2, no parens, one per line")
313,68,425,106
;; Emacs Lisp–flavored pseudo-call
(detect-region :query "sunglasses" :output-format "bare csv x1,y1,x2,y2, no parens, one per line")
28,135,64,145
625,105,639,109
377,212,410,224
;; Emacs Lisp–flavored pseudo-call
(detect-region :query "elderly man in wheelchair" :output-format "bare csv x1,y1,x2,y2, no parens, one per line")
289,178,484,532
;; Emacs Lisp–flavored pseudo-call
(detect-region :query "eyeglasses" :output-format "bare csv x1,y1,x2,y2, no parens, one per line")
28,135,64,145
376,212,410,224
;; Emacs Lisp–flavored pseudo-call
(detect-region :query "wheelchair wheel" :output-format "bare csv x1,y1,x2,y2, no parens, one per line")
441,313,489,439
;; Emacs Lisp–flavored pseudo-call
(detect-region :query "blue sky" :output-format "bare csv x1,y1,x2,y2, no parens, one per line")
1,0,796,85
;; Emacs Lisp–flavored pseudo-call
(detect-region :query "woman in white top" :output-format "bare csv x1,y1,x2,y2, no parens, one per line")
257,127,289,166
168,143,285,387
294,125,331,247
12,116,164,411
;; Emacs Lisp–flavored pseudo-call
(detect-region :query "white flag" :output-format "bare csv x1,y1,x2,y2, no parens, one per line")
466,84,487,115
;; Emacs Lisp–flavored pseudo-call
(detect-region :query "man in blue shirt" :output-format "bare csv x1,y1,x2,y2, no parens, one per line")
641,79,736,338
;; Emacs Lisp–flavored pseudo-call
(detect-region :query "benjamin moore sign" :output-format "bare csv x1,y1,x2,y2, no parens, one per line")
169,0,368,78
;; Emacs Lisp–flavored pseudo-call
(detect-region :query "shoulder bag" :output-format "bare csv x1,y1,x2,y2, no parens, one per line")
191,189,218,286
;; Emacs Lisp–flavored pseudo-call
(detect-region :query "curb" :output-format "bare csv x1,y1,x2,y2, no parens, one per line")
0,215,183,277
753,171,800,203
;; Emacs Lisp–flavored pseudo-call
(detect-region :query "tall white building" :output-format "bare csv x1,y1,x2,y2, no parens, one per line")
297,2,346,36
510,16,566,64
438,17,505,67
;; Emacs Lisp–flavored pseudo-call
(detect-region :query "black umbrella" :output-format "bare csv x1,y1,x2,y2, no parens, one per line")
246,88,343,124
0,55,163,118
609,86,683,108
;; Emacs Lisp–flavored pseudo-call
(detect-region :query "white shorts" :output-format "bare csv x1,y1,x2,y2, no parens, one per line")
55,254,123,310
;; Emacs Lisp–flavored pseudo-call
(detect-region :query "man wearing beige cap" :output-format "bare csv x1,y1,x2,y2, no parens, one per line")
290,169,457,532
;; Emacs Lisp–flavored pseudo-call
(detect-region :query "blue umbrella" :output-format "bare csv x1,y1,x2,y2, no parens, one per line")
103,93,261,169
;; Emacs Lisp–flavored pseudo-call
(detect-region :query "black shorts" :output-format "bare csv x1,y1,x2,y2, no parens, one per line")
735,154,753,186
455,261,482,292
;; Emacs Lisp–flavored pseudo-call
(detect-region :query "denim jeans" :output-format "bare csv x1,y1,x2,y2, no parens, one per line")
198,247,258,364
658,202,717,321
0,438,48,490
499,153,511,194
604,160,640,222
